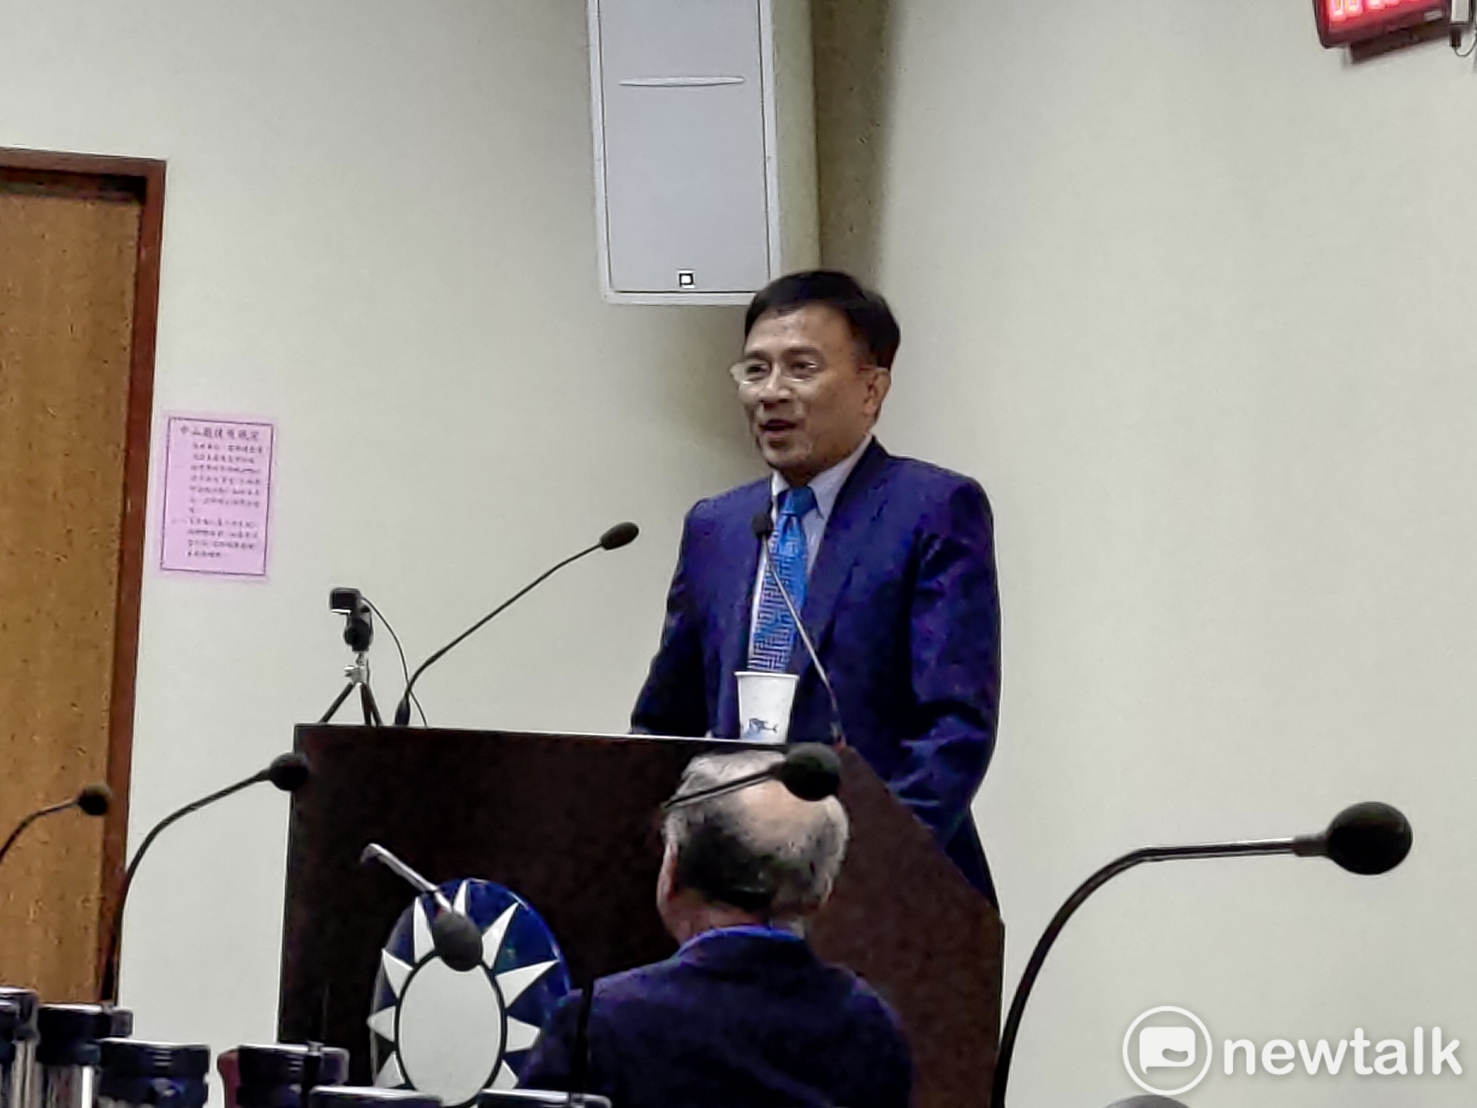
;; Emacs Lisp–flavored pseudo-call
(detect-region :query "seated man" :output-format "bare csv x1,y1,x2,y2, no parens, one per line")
521,749,912,1108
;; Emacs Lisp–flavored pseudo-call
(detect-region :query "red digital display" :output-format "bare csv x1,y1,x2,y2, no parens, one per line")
1315,0,1449,46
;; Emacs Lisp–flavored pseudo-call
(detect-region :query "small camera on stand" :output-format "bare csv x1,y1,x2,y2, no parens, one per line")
330,587,374,652
320,587,383,726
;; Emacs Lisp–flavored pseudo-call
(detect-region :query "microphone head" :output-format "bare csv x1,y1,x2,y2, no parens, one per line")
751,511,774,540
76,784,112,817
1321,801,1412,875
1104,1098,1191,1108
431,910,484,972
774,743,842,802
267,753,311,793
599,522,640,550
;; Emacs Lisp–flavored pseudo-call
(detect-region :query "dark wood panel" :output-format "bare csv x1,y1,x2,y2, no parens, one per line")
280,727,1002,1108
811,748,1003,1108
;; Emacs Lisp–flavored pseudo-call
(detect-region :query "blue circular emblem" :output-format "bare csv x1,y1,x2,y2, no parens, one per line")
367,879,570,1106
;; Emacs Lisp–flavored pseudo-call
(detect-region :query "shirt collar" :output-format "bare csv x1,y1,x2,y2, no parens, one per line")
769,434,873,522
675,923,806,957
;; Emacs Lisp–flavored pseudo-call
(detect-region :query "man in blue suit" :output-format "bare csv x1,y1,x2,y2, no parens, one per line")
522,749,912,1108
632,270,1002,904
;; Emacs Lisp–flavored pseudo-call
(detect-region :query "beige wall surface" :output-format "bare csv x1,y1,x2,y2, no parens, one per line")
0,0,754,1067
829,0,1477,1104
3,0,1474,1103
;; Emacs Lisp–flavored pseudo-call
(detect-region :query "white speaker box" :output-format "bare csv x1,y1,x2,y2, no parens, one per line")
588,0,819,305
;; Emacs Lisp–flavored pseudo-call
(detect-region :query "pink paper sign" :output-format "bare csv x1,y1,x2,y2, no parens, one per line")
159,415,275,577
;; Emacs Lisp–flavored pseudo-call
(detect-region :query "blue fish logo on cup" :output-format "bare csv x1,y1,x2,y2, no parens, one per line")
742,718,781,741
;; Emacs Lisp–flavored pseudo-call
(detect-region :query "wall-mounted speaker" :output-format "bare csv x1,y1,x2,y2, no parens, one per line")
588,0,819,305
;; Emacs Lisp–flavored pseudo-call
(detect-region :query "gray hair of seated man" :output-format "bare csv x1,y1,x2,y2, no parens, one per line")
1104,1098,1191,1108
662,749,849,919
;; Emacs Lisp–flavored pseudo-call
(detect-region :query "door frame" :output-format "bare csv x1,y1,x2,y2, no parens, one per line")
0,147,166,985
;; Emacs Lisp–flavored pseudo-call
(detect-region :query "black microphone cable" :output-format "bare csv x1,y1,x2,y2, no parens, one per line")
361,596,426,727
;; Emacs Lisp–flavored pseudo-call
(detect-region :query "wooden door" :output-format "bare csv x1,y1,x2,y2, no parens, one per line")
0,149,163,999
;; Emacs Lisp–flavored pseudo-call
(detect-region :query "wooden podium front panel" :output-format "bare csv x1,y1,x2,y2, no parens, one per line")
279,728,1001,1108
280,727,697,1081
813,749,1002,1108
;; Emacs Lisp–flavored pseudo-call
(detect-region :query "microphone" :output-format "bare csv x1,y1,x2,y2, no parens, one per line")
360,843,483,972
98,753,309,1003
1297,800,1414,874
0,783,112,871
78,784,112,816
750,512,846,746
992,801,1413,1107
392,521,640,727
661,743,842,811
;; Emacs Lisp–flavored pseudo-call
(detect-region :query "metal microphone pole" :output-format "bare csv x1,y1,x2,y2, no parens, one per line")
360,843,483,972
750,512,846,746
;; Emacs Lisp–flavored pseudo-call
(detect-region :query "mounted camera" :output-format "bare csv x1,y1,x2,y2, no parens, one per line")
320,586,382,726
330,586,374,652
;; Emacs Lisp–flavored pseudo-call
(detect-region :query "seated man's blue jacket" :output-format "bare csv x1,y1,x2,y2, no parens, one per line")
521,930,912,1108
631,440,1002,902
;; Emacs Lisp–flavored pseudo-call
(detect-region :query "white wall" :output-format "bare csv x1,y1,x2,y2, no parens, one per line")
7,1,1474,1103
0,0,753,1067
865,1,1477,1105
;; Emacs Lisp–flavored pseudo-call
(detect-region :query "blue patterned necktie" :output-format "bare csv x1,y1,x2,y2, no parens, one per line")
749,485,817,672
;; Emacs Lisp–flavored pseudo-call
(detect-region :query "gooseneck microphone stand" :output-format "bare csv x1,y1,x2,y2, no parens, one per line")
993,839,1310,1106
359,843,484,973
750,512,846,747
98,753,309,1003
0,785,111,871
990,801,1412,1107
390,522,640,727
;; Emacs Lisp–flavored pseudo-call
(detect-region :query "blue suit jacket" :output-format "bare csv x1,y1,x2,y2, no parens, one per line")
521,931,912,1108
632,441,1001,903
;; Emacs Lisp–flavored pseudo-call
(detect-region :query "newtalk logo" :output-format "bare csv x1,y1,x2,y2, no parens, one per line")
1123,1006,1463,1097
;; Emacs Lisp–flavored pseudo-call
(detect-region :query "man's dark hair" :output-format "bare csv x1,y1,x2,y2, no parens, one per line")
671,816,777,914
663,751,848,917
744,269,901,370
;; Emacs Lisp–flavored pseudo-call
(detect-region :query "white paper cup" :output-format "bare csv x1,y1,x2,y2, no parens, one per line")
735,671,799,744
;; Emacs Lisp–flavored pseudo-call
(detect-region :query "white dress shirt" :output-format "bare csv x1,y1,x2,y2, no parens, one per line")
749,434,874,650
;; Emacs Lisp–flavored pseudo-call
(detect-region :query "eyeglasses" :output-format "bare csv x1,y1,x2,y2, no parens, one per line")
728,358,881,389
728,357,825,389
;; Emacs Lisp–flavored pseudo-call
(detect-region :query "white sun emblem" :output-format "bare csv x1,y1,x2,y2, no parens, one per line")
368,881,559,1105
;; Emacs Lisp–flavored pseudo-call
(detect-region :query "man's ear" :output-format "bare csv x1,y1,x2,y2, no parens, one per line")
865,367,892,418
656,842,679,906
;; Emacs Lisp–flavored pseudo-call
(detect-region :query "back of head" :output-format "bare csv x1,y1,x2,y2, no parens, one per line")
745,270,901,370
662,750,849,920
1103,1098,1191,1107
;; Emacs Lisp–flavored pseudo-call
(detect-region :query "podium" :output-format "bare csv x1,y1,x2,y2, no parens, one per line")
278,726,1002,1108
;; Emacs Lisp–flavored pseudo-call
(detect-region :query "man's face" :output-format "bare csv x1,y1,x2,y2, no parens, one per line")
738,304,890,485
